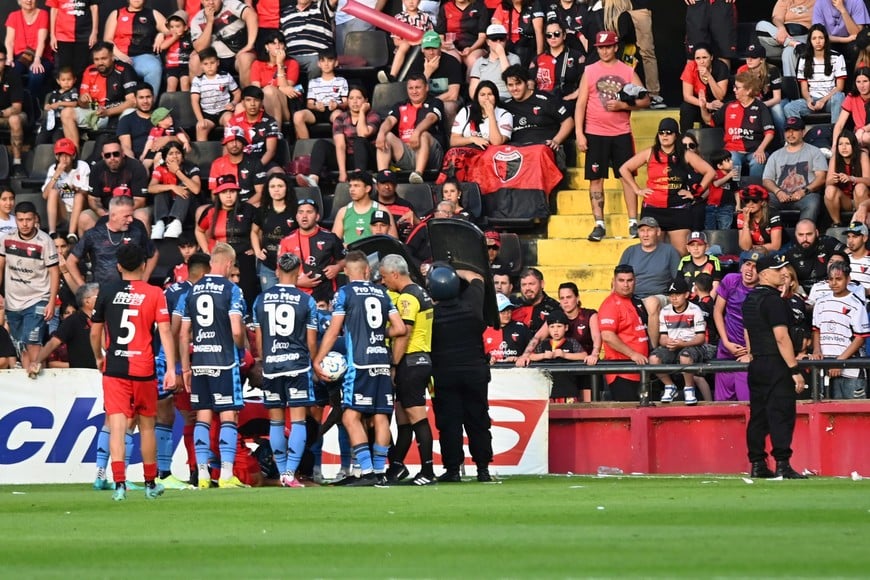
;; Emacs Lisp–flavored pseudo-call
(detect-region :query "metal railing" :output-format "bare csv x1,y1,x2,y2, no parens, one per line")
494,358,870,404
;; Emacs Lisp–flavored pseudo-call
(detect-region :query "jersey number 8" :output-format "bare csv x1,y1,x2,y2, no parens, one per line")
364,297,382,329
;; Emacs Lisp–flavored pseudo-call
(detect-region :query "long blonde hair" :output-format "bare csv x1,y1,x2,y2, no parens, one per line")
604,0,632,34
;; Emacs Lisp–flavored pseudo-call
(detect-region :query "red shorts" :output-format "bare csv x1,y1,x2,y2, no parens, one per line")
173,389,192,412
103,376,158,418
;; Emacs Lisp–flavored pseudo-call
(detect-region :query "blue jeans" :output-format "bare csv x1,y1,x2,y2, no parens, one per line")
731,151,765,179
769,102,786,136
830,375,866,399
769,192,821,222
783,91,845,125
705,204,735,229
6,300,48,347
257,261,279,293
12,58,52,101
132,53,163,98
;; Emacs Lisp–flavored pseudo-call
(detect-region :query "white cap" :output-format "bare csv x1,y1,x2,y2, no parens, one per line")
486,23,508,37
496,293,514,312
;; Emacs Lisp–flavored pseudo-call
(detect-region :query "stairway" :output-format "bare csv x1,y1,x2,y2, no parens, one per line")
534,109,678,310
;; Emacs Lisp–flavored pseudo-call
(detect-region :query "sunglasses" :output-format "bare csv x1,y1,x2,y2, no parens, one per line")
103,151,122,159
487,244,499,249
297,198,317,206
488,35,506,42
658,130,676,136
683,142,697,150
545,32,562,39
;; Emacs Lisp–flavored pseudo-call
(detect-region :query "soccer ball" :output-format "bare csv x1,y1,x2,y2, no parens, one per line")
320,351,348,381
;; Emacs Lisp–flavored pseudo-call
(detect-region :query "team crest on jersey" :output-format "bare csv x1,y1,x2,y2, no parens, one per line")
317,241,325,250
532,106,541,116
749,116,757,123
511,332,519,342
493,148,523,183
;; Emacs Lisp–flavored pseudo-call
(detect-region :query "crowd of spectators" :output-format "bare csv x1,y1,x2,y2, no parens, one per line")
2,0,870,407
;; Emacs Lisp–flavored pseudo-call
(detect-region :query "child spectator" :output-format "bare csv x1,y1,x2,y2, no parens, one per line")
42,138,90,242
166,232,200,286
650,277,714,405
0,189,14,237
530,309,587,403
141,107,192,169
811,260,870,399
293,50,348,141
191,47,241,142
483,293,532,364
37,67,79,146
705,149,739,230
378,0,435,84
678,231,722,297
161,10,194,92
691,272,719,347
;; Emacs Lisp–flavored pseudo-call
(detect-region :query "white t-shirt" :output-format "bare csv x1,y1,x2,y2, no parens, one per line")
658,301,706,343
42,160,91,213
307,76,349,107
451,106,513,141
812,290,870,378
0,215,15,237
849,253,870,292
796,52,847,100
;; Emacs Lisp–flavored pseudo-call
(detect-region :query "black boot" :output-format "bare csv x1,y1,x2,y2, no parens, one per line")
476,465,492,483
438,469,462,483
775,461,808,479
750,461,776,478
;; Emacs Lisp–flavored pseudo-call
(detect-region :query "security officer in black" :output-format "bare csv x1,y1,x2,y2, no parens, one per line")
742,254,808,479
429,263,494,483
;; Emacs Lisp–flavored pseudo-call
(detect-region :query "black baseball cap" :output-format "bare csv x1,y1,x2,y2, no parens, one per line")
665,277,690,294
546,310,569,325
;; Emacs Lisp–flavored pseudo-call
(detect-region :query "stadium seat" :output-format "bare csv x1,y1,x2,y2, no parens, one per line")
341,30,391,82
0,148,8,183
188,141,224,185
292,186,324,216
293,138,329,159
372,82,407,117
11,144,55,194
496,232,524,278
274,138,292,169
704,228,740,257
396,183,434,216
695,127,725,159
324,182,351,228
14,191,48,229
158,91,198,132
80,140,96,164
458,181,483,220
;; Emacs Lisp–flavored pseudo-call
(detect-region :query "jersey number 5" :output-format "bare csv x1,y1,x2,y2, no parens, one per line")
117,309,139,345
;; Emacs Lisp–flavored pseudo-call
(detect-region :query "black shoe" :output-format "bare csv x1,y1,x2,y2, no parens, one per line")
385,462,410,483
750,461,776,478
345,472,378,487
374,474,390,488
775,461,808,479
438,470,462,483
411,472,436,486
476,467,493,483
329,474,358,486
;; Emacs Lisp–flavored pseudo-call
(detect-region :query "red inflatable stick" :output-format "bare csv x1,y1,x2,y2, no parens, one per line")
341,0,424,42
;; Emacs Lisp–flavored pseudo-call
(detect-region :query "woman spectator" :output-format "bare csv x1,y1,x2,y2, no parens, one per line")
548,0,591,54
196,174,259,303
249,30,303,128
251,174,297,292
0,188,15,237
442,80,513,181
491,0,544,68
103,0,168,99
436,0,489,71
824,130,870,227
148,142,202,240
679,43,730,133
737,43,786,136
699,71,775,179
832,67,870,148
737,184,783,253
4,0,51,100
602,0,640,75
438,178,473,221
530,20,584,109
780,262,811,361
300,86,380,186
619,117,715,256
784,23,847,123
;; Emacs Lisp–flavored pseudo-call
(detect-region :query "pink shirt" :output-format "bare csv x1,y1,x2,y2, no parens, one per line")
583,60,634,136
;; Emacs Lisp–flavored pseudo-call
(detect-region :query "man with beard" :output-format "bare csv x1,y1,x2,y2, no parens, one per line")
712,250,760,401
784,218,845,294
510,268,561,336
60,42,138,147
87,138,152,231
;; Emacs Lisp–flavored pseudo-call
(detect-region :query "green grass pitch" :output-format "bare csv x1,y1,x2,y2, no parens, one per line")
2,475,869,578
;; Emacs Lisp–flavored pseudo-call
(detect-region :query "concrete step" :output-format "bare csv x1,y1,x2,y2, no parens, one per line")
536,237,636,266
555,189,633,215
535,264,618,294
546,215,639,239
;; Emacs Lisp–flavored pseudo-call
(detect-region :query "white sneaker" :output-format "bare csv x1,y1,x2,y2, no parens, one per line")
650,95,667,109
684,386,698,406
661,385,678,403
150,220,165,240
409,171,424,184
164,219,183,239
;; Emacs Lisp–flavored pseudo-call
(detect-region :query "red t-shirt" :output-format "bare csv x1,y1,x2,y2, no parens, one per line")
597,292,649,383
250,60,300,88
5,9,50,58
255,0,281,28
197,207,229,251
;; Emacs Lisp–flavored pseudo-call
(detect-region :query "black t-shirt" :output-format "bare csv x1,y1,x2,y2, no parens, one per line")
253,205,297,270
89,158,151,210
742,284,791,357
0,69,24,110
502,91,570,145
52,310,97,369
543,0,590,53
72,216,156,285
409,52,463,98
785,235,845,292
388,96,448,150
432,278,489,370
116,112,154,158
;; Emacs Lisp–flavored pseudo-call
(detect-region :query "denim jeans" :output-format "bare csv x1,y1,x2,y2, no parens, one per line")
257,260,279,293
6,300,48,346
830,375,866,399
705,204,735,229
731,151,765,179
769,192,821,222
783,91,845,125
132,53,163,98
